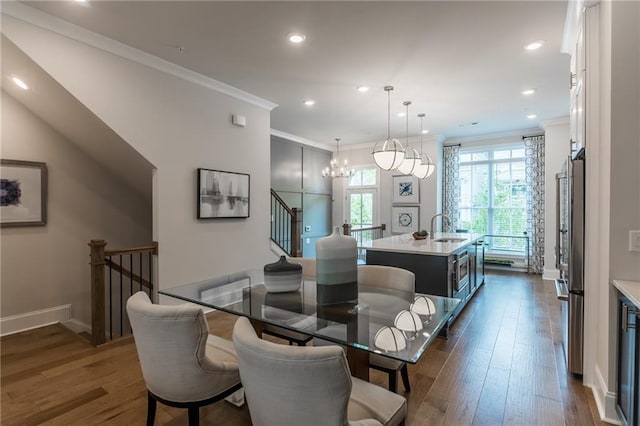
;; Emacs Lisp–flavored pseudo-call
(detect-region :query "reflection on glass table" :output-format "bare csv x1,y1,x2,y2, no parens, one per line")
160,269,460,380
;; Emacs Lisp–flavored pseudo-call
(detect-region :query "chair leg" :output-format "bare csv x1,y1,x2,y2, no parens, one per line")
188,406,199,426
388,371,398,393
146,392,157,426
400,364,411,392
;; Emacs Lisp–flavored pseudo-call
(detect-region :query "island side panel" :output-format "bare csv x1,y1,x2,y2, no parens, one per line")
365,250,450,296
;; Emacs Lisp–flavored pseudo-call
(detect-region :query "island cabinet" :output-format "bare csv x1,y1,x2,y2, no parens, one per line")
365,233,484,331
615,282,640,426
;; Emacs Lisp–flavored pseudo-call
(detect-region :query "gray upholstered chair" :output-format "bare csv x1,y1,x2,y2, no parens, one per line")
233,316,407,426
261,257,316,346
359,265,415,394
314,265,415,393
126,292,242,426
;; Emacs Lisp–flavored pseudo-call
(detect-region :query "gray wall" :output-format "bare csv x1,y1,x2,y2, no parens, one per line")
271,136,332,257
1,92,152,329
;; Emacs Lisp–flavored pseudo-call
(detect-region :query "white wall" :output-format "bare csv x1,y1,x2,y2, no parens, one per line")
2,16,273,293
541,119,571,279
334,136,440,236
0,92,152,329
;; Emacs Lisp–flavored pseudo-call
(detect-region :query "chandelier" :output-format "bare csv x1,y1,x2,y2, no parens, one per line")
372,86,405,171
413,113,436,179
397,100,420,175
322,138,353,178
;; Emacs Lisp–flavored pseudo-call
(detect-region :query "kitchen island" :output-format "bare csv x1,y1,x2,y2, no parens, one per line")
366,232,485,326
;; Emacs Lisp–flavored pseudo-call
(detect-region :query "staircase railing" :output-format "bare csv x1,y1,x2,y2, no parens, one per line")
89,240,157,346
342,224,386,262
270,189,302,257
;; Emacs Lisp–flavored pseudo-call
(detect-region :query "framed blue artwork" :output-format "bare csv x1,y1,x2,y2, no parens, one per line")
0,159,47,227
392,175,419,204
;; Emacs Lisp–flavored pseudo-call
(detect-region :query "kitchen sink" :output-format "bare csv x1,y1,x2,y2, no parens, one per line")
433,237,466,243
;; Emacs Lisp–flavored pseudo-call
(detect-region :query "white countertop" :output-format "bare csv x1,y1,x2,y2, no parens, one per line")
366,232,484,256
613,280,640,308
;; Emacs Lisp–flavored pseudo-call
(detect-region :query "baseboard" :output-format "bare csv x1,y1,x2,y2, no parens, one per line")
1,304,72,336
593,363,621,424
61,318,91,335
543,268,561,281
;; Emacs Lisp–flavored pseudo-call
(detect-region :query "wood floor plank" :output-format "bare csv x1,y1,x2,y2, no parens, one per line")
1,271,607,425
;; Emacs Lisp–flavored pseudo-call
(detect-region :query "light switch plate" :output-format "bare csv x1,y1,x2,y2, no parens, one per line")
305,238,311,244
630,230,640,252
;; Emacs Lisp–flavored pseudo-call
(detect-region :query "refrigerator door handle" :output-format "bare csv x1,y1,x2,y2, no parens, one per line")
555,172,567,271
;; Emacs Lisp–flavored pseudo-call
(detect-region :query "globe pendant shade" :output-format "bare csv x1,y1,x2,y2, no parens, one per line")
413,154,436,179
397,146,420,175
373,138,405,171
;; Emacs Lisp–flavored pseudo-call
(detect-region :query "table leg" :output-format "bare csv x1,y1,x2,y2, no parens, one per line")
346,347,369,381
249,319,263,338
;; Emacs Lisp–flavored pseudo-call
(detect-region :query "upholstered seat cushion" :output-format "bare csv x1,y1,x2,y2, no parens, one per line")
349,377,407,426
206,334,239,364
368,353,404,371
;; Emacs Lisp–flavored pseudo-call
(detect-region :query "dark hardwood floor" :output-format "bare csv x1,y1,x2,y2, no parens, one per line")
1,271,607,425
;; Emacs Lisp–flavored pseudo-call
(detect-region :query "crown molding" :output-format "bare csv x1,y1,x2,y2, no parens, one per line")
1,2,278,111
541,116,570,128
270,129,331,151
341,133,442,152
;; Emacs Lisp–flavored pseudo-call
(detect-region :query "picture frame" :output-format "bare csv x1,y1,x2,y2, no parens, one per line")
1,159,47,227
391,206,419,234
392,175,419,204
197,168,250,219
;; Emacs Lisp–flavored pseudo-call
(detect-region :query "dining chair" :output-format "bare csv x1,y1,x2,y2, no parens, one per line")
359,265,415,394
126,292,242,426
314,265,415,393
233,316,407,426
261,257,315,346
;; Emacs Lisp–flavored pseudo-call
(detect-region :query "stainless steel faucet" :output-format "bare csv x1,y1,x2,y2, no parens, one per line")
430,213,451,238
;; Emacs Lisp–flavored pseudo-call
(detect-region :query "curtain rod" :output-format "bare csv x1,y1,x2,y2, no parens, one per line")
443,143,462,147
522,134,544,140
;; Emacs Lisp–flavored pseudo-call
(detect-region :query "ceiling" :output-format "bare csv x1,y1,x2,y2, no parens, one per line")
20,1,570,146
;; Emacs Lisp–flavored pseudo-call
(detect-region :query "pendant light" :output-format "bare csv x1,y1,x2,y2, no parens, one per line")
322,138,353,178
397,101,420,175
372,86,405,170
413,113,436,179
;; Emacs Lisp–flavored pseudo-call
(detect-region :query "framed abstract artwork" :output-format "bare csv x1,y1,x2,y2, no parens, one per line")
392,175,419,204
197,168,250,219
391,206,419,234
0,159,47,227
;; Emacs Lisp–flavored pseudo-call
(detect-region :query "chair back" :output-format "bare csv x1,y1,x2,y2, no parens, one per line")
126,292,232,402
287,257,317,279
233,317,352,426
357,265,415,292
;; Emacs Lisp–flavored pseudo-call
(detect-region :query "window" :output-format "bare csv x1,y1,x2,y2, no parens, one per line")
458,146,527,253
345,168,378,229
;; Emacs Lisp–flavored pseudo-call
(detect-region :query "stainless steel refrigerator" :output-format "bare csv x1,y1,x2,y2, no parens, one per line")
555,148,585,375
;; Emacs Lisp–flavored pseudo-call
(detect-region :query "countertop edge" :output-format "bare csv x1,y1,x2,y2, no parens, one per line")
366,233,483,257
613,280,640,308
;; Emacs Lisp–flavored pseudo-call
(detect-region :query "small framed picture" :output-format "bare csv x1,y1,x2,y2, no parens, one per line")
391,206,419,234
392,175,419,204
1,159,47,227
198,168,250,219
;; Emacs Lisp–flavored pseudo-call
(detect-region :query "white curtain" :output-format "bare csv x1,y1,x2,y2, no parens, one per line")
442,145,460,232
524,135,545,274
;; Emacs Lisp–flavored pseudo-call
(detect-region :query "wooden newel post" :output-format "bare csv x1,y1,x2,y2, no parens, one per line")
291,208,303,257
342,223,351,236
89,239,107,346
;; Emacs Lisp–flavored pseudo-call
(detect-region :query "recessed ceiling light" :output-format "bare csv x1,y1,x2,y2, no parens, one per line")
11,76,29,90
357,86,370,93
521,89,536,95
527,114,537,119
304,99,315,106
421,130,429,134
287,33,306,44
397,112,406,117
524,40,544,51
74,0,88,3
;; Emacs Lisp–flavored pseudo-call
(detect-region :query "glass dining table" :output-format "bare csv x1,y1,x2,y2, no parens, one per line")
159,268,460,381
